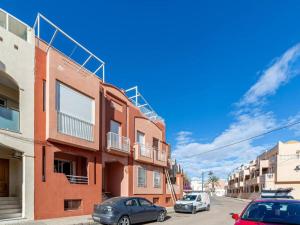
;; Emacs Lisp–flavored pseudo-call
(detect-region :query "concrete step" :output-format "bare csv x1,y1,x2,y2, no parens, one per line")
0,208,21,214
0,204,20,210
0,200,20,205
0,213,22,220
0,197,18,201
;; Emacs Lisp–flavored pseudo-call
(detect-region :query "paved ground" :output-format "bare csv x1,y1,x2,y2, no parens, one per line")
151,197,248,225
2,197,248,225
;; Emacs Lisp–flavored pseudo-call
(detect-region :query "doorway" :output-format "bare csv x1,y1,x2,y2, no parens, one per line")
0,158,9,197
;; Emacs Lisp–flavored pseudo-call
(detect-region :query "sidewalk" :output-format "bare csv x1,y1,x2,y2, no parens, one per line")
1,207,175,225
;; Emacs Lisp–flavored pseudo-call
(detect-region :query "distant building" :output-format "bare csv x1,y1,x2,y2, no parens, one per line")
191,177,203,191
227,141,300,199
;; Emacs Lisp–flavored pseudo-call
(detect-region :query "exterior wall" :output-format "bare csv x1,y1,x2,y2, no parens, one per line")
34,46,102,219
0,12,35,220
135,117,163,146
45,47,101,151
133,161,164,195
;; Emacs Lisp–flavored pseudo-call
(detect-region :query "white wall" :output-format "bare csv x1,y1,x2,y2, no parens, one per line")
0,10,35,220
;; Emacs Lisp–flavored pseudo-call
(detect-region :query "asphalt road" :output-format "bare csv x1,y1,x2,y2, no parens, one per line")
151,197,248,225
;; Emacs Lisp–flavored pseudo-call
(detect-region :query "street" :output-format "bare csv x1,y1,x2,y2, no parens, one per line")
152,197,248,225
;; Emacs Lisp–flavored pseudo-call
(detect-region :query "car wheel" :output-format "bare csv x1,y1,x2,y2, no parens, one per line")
206,204,210,211
192,207,196,214
157,211,166,222
117,216,130,225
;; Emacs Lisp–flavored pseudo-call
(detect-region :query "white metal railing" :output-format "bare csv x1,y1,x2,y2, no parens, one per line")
57,111,94,141
33,13,105,82
138,143,153,158
125,86,164,123
155,149,167,162
66,175,88,184
107,132,130,153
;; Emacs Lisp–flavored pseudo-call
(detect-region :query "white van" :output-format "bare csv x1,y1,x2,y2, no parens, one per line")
174,192,211,214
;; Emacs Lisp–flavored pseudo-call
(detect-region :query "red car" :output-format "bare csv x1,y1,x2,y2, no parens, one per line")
231,199,300,225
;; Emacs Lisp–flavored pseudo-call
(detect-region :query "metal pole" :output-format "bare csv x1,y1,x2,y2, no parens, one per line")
202,172,204,192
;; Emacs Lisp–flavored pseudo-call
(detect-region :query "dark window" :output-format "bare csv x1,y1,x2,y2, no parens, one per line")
0,97,7,108
42,80,46,112
153,138,159,149
139,198,152,206
94,157,96,184
42,146,46,182
153,198,159,204
196,195,202,202
64,199,81,211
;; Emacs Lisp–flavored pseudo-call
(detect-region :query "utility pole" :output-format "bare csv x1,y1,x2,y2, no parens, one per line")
202,171,204,192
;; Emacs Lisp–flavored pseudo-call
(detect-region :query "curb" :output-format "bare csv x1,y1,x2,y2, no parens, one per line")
224,196,252,203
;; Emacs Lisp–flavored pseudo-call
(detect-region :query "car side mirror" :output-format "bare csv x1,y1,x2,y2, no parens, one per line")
230,213,239,221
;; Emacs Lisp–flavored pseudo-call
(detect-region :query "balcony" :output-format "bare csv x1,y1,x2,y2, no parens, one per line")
260,173,275,184
0,106,19,132
134,143,168,166
66,175,88,185
154,148,167,167
260,159,269,168
57,111,94,142
107,132,130,155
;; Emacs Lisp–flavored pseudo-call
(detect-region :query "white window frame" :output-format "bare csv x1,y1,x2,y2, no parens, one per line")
137,166,147,188
153,171,161,188
136,131,145,144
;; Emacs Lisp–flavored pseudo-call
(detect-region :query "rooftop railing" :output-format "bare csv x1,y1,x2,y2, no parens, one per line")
126,86,164,124
33,13,105,82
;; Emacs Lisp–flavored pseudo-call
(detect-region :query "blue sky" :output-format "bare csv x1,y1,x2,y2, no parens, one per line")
3,1,300,179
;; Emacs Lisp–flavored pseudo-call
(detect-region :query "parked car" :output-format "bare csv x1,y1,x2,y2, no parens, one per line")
231,199,300,225
260,188,294,199
174,192,210,214
92,197,167,225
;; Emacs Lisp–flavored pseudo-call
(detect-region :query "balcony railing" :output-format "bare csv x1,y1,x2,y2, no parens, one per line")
0,106,20,132
155,149,167,162
107,132,130,153
66,175,88,185
57,111,94,142
138,143,153,158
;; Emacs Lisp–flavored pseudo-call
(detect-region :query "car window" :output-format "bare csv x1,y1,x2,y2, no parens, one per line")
241,201,300,224
139,198,152,206
182,195,197,201
125,199,138,206
196,195,202,202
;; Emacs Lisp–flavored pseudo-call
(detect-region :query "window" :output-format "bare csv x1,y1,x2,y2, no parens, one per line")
125,199,138,207
42,146,46,182
0,97,7,108
138,167,147,187
56,81,95,141
64,199,81,211
153,198,159,204
153,138,159,150
137,131,145,144
54,159,74,175
153,171,161,188
42,80,46,112
56,82,95,124
196,195,202,202
139,198,152,206
110,120,121,135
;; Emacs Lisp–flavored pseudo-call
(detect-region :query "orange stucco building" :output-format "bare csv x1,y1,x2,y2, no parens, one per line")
32,13,184,220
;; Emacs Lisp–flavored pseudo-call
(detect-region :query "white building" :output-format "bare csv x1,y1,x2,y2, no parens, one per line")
0,9,35,221
190,177,203,191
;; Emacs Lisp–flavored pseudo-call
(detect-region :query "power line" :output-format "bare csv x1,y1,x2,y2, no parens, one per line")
183,119,300,159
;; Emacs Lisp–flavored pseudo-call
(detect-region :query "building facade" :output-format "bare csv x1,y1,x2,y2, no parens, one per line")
227,141,300,200
0,9,35,220
0,9,184,222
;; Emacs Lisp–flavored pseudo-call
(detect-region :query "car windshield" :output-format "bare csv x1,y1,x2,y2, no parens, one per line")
181,195,197,201
241,201,300,225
